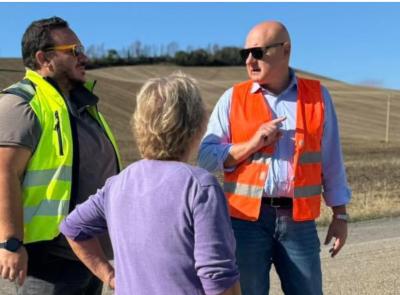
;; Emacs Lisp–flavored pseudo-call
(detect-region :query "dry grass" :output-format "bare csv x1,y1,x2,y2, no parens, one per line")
318,193,400,226
1,59,400,223
318,139,400,225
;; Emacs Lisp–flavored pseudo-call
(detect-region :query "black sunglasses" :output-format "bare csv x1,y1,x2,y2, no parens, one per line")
240,42,285,61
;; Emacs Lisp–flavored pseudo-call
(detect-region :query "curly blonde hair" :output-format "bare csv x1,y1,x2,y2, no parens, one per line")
132,72,206,160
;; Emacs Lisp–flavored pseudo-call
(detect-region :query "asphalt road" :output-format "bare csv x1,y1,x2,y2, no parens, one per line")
1,217,399,295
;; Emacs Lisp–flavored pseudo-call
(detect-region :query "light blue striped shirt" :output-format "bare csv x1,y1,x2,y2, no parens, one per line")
198,70,351,207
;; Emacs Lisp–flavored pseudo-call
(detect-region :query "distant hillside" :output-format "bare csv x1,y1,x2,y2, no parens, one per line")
1,58,399,164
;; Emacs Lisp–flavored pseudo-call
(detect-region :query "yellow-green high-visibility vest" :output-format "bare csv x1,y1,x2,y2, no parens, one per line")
1,69,122,244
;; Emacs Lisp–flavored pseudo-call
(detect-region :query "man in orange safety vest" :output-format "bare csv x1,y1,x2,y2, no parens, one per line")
198,20,351,295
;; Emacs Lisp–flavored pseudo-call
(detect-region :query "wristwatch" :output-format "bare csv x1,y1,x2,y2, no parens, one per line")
333,213,350,222
0,238,23,252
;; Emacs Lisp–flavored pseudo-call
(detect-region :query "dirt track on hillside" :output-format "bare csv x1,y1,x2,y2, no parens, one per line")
1,217,399,295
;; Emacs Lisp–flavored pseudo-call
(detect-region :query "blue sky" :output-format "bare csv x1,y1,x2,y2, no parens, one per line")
1,2,399,90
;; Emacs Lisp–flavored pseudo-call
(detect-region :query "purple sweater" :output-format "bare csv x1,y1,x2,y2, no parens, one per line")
60,159,239,295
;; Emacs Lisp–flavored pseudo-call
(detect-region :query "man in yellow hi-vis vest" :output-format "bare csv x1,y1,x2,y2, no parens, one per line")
0,16,121,294
199,20,351,295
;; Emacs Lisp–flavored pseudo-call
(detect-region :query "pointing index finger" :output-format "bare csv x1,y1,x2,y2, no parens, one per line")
271,116,286,125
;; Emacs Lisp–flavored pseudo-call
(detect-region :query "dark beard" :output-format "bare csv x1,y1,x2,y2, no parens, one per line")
69,79,85,89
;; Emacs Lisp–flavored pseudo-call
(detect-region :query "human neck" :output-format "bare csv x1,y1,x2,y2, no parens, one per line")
56,79,72,99
261,68,291,95
37,69,71,98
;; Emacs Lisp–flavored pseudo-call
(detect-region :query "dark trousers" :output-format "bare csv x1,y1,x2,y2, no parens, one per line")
17,244,102,295
231,205,322,295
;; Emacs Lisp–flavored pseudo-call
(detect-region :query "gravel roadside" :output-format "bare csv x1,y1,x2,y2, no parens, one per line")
1,217,399,295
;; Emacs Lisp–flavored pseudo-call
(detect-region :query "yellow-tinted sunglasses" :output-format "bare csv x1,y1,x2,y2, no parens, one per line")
44,44,85,57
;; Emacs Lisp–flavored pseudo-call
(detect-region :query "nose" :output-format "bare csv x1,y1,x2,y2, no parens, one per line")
78,52,89,64
246,52,256,65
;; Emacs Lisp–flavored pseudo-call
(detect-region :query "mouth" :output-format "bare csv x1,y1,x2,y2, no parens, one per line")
77,65,86,72
250,68,261,74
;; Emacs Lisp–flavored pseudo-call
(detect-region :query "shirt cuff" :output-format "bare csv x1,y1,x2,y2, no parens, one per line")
221,144,236,172
201,277,240,295
59,217,94,241
323,186,352,207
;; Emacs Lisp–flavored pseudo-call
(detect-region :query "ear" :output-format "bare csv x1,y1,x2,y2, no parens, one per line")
35,50,52,69
283,42,291,58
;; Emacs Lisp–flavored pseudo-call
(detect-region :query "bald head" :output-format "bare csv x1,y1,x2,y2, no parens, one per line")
244,21,292,93
246,21,291,48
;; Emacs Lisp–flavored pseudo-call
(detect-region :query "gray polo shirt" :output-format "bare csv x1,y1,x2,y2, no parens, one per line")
0,83,118,259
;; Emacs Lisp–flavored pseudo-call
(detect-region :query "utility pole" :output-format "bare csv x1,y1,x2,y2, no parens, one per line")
385,94,391,143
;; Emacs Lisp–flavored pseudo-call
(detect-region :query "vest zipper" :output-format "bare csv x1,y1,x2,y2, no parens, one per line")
54,111,64,156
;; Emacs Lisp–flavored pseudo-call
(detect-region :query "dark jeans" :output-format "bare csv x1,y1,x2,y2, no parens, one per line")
231,205,322,295
17,244,102,295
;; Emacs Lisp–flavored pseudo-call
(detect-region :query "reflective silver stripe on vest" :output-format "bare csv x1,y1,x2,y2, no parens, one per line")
15,82,35,96
299,152,322,164
24,199,70,223
251,152,272,165
294,185,322,198
2,80,36,101
23,166,72,187
224,182,263,198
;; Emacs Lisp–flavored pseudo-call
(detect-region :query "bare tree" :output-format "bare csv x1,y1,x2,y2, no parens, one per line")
166,42,179,57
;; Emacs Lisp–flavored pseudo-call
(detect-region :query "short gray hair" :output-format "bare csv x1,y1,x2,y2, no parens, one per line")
132,72,206,160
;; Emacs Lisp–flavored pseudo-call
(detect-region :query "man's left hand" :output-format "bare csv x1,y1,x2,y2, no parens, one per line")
324,218,348,258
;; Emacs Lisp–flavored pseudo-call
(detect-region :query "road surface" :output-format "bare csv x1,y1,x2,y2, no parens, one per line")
1,217,399,295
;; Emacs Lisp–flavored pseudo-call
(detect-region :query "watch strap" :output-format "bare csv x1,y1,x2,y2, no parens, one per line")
0,238,23,252
333,213,349,222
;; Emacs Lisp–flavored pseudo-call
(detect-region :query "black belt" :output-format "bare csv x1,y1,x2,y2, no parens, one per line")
261,197,293,208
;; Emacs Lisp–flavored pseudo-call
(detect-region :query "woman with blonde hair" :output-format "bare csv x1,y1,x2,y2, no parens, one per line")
60,72,241,295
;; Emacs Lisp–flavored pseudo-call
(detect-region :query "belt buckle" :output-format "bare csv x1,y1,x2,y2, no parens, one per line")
270,198,281,208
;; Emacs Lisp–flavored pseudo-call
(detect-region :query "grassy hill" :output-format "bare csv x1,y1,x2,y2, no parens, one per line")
2,58,400,157
1,58,400,222
89,64,400,140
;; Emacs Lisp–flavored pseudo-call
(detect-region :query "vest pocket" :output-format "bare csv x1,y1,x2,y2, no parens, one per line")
54,111,64,156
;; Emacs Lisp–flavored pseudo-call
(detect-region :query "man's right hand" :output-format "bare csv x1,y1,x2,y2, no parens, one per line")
247,117,286,152
224,117,286,168
0,146,32,286
0,246,28,286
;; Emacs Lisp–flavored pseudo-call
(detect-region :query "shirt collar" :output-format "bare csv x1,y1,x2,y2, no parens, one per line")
70,84,99,110
44,77,98,113
250,68,298,95
44,77,98,106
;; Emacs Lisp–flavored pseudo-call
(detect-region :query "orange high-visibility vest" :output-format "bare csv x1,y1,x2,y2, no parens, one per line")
224,77,324,222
